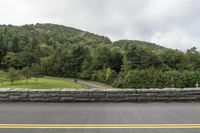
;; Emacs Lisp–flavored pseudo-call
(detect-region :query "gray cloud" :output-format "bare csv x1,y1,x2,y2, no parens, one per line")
0,0,199,50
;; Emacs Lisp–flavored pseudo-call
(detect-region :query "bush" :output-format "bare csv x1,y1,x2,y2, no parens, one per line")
119,69,200,88
89,68,117,84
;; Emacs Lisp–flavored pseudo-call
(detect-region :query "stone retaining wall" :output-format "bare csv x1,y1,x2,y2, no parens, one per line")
0,88,200,102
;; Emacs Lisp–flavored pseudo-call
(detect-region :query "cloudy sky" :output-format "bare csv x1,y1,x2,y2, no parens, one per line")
0,0,199,50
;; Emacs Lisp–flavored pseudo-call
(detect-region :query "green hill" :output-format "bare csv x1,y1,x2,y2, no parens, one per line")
0,23,111,46
113,40,166,50
0,23,199,88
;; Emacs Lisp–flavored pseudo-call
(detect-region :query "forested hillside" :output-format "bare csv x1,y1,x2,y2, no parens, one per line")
0,23,200,88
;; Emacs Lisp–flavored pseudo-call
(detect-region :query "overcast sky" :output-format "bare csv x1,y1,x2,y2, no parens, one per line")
0,0,199,50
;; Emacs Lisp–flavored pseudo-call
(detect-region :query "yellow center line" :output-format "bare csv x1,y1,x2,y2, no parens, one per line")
0,124,200,129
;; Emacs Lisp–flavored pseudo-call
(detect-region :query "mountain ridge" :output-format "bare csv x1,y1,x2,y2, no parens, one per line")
0,23,167,49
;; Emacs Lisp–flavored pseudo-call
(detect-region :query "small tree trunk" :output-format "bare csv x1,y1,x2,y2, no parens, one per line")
36,77,38,84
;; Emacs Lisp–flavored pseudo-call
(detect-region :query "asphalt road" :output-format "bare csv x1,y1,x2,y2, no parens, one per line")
0,103,200,133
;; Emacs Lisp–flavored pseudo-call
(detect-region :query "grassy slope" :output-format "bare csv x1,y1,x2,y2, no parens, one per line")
0,78,87,89
45,77,113,89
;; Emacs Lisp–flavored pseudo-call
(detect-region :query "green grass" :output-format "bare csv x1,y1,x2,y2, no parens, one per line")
0,78,87,89
45,77,113,89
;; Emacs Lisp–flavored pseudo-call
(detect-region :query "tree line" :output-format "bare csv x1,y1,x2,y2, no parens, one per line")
0,24,200,88
0,63,41,85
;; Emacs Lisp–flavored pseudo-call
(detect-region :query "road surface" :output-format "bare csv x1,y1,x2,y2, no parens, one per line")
0,103,200,133
75,79,111,89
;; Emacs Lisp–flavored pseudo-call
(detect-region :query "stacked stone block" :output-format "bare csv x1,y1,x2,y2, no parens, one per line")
0,88,200,102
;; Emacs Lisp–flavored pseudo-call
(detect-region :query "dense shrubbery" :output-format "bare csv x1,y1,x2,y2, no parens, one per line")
115,69,200,88
0,24,200,88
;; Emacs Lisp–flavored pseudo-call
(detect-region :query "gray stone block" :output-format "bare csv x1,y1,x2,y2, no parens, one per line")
74,98,90,102
20,97,29,102
50,93,60,97
126,97,138,101
89,92,106,98
123,90,137,94
0,93,9,98
138,97,157,101
125,94,139,97
9,96,20,101
50,97,61,102
9,93,28,98
186,92,200,95
29,97,46,102
90,98,99,102
29,93,43,98
106,94,126,98
42,94,51,98
178,97,197,101
168,97,179,101
158,93,177,97
61,91,76,94
60,97,74,102
138,93,158,97
60,93,75,97
0,98,9,102
157,97,169,101
0,88,200,102
99,98,123,102
75,93,88,98
107,91,124,94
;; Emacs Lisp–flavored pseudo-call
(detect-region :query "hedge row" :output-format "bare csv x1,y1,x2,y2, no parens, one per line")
114,70,200,88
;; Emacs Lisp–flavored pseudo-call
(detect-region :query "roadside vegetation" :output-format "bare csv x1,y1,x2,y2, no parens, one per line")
0,24,200,88
1,78,86,89
0,69,86,89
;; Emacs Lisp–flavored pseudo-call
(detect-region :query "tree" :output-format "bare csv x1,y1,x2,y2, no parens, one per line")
110,48,123,72
187,47,200,70
0,70,6,86
7,68,20,85
21,67,31,84
9,37,20,53
122,45,147,71
30,63,42,84
92,45,113,70
0,36,6,68
68,45,88,77
0,24,200,88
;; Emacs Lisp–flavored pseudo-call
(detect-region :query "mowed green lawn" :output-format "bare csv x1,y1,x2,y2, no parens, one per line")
0,78,87,89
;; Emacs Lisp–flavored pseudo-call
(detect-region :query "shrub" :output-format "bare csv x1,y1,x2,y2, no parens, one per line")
120,69,200,88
